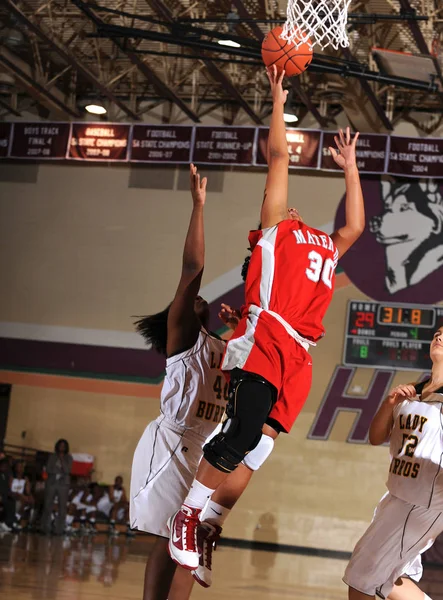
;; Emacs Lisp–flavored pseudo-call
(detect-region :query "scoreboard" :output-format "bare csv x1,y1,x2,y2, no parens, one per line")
343,300,443,371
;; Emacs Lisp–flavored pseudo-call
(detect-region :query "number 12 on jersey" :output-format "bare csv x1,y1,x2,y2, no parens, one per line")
305,250,335,289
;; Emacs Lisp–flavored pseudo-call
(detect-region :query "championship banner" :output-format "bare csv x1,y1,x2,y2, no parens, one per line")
191,126,255,165
321,132,387,174
131,125,193,163
68,123,130,161
0,123,12,158
0,121,442,179
387,136,443,178
255,128,321,169
10,123,70,159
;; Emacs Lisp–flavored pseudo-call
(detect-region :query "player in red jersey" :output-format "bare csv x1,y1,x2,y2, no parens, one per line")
168,65,365,570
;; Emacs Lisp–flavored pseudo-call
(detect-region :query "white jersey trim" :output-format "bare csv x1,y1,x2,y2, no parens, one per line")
257,226,278,311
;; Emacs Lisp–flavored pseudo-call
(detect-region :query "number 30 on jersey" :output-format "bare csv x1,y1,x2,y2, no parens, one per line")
305,250,335,288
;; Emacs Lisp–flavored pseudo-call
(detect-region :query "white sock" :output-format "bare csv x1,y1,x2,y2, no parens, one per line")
201,500,230,527
65,515,74,526
183,480,215,511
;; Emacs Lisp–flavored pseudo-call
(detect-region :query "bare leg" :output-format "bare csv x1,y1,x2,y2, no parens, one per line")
168,568,195,600
110,504,118,522
209,424,279,510
349,587,374,599
388,577,428,600
193,458,229,489
211,463,254,509
143,536,177,600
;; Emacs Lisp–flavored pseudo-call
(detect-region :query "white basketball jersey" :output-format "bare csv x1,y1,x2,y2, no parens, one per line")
160,328,227,439
387,382,443,509
11,478,26,495
112,488,123,502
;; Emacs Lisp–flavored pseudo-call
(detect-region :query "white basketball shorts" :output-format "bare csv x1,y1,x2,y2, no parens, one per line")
130,415,205,538
344,492,443,598
97,495,113,518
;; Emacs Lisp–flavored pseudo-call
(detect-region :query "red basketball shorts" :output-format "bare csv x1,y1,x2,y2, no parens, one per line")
222,309,313,433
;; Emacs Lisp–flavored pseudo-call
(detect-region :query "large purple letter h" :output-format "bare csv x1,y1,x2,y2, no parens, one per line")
309,367,394,443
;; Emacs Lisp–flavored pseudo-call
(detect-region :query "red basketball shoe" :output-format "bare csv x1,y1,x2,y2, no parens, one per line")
192,522,222,588
167,505,201,570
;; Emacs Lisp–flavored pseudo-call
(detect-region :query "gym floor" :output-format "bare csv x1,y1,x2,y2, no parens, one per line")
0,533,441,600
0,532,348,600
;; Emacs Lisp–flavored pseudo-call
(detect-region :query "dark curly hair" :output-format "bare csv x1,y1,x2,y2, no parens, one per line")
133,304,171,356
241,222,261,282
55,439,70,454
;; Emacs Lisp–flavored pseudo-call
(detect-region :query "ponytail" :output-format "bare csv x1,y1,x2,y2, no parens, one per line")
134,305,171,356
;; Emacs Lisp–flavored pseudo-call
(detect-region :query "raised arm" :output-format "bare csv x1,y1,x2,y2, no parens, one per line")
166,164,207,357
261,66,289,229
369,384,416,445
330,128,365,257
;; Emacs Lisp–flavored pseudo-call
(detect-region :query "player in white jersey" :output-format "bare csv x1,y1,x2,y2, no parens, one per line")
344,325,443,600
10,461,34,528
130,164,228,600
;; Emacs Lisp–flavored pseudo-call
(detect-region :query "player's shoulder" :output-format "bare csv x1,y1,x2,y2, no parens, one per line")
205,330,226,353
166,328,223,365
413,379,443,403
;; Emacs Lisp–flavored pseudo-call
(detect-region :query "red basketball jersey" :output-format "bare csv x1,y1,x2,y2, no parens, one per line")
245,220,338,341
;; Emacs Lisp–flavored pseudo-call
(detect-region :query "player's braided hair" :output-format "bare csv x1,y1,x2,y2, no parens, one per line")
134,305,171,356
241,222,261,282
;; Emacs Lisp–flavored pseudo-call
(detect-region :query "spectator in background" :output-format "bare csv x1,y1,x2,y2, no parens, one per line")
97,476,132,536
10,461,34,529
80,482,103,534
109,476,131,536
0,457,15,532
41,438,73,535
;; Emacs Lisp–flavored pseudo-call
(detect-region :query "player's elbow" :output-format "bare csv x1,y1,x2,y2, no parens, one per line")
182,258,204,270
354,221,365,237
182,262,204,277
368,434,380,446
343,224,365,245
368,428,385,446
268,148,289,163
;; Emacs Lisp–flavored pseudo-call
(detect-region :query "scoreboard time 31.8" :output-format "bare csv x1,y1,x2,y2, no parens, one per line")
343,301,443,371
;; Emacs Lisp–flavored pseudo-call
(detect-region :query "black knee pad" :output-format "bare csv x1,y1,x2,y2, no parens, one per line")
203,369,277,473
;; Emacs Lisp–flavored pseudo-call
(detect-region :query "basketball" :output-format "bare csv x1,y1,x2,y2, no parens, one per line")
261,26,313,77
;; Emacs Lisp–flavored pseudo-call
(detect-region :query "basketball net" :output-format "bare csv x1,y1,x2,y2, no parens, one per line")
281,0,352,50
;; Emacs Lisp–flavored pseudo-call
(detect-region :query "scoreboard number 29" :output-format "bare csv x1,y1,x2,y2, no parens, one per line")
344,300,443,371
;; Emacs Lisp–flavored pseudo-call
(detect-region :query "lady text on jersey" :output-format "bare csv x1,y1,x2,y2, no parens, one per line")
388,390,443,509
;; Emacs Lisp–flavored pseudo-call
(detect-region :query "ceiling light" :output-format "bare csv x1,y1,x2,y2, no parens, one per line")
283,89,298,123
85,103,107,115
218,39,241,48
283,112,299,123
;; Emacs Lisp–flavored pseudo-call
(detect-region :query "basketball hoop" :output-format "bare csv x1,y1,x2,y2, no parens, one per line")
281,0,352,50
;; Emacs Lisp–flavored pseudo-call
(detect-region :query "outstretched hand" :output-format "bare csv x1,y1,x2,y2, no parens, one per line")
190,163,207,206
219,303,241,331
266,65,288,105
329,127,360,170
